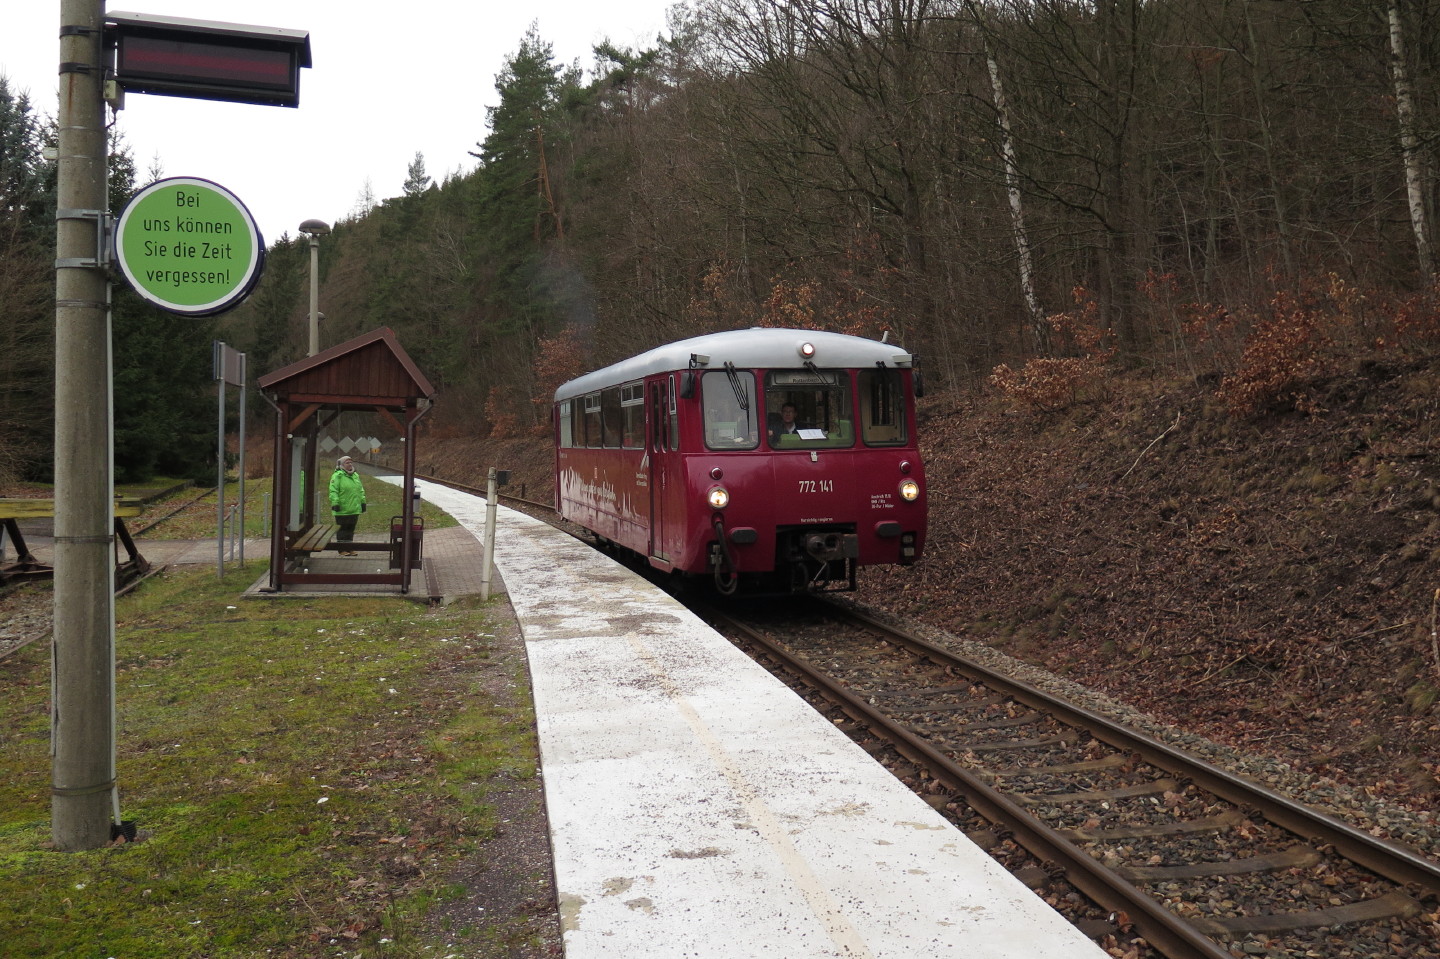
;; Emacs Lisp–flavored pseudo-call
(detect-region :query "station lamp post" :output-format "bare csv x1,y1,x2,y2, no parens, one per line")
299,218,330,356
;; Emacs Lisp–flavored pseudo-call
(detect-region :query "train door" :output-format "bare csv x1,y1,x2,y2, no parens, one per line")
647,377,672,565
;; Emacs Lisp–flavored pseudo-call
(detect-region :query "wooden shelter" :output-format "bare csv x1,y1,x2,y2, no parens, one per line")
257,327,436,594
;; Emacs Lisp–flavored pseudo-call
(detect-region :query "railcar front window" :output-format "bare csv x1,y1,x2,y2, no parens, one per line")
858,368,908,446
765,370,854,449
702,370,758,450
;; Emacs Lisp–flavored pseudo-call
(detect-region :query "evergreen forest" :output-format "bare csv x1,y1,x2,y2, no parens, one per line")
6,0,1440,484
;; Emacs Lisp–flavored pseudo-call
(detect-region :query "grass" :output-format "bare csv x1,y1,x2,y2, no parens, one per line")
131,471,457,540
0,560,539,958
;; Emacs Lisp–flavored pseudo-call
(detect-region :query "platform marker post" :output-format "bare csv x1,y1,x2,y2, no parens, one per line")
481,468,498,601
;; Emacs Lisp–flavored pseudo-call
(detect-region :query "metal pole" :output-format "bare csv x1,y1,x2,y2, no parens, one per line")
481,467,498,601
238,352,246,565
307,234,319,356
52,0,115,851
216,351,226,577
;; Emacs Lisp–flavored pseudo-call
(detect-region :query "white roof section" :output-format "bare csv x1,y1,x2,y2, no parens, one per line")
555,328,913,402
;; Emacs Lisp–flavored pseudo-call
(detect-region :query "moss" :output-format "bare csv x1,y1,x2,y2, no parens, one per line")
0,560,532,958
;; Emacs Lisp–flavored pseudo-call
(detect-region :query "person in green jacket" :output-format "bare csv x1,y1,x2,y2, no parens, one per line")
329,455,366,556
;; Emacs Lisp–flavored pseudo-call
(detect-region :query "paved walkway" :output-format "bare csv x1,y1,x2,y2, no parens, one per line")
8,526,497,605
237,526,499,603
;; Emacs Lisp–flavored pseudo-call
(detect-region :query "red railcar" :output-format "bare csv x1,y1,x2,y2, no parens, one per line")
554,328,926,594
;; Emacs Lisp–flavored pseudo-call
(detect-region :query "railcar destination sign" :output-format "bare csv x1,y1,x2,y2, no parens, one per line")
113,176,265,316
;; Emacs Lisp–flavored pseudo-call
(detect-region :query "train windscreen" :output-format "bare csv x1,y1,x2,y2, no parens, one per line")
858,368,908,445
765,370,854,449
702,370,759,450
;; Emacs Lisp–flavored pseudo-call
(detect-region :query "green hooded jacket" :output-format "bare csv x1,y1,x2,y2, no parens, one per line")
329,467,366,516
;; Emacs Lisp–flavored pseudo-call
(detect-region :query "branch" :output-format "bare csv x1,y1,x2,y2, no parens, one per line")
1120,412,1180,481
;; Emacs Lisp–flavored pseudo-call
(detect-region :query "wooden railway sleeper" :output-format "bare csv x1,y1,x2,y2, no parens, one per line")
1117,844,1321,882
1016,778,1182,804
941,730,1078,752
984,753,1129,777
1061,807,1245,841
1189,888,1423,936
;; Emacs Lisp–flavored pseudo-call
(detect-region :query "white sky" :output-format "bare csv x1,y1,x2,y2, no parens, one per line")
2,0,674,244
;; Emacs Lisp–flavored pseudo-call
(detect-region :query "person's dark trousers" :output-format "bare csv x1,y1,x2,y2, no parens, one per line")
336,512,359,543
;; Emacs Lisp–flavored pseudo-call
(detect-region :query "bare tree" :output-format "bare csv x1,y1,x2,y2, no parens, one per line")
1389,0,1434,279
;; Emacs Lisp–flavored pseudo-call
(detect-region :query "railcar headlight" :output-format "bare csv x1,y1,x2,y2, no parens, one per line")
708,486,730,509
899,479,920,502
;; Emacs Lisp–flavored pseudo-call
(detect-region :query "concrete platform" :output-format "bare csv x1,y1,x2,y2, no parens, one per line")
406,478,1107,959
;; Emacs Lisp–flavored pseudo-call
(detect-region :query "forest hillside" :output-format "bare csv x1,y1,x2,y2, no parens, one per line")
10,2,1440,487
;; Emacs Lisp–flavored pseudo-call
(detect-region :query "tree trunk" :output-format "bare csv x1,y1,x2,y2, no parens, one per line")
1389,0,1433,280
984,41,1047,353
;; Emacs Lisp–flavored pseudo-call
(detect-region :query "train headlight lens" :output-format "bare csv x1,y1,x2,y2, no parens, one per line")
899,479,920,502
797,340,816,359
708,486,730,509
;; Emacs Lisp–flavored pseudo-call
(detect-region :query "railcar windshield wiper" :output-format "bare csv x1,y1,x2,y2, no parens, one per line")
724,361,749,411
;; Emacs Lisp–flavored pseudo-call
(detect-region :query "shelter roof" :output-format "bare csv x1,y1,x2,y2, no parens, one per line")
258,327,436,409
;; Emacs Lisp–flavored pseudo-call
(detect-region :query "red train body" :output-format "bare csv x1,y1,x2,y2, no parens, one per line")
553,328,927,594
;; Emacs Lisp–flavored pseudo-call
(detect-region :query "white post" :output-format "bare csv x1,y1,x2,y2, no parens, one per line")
238,352,247,564
481,467,498,601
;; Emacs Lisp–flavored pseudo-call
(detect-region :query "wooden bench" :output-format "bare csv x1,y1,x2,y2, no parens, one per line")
290,524,338,554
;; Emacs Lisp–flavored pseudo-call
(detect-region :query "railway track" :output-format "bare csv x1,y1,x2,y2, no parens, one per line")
0,562,167,665
701,597,1440,959
411,472,564,525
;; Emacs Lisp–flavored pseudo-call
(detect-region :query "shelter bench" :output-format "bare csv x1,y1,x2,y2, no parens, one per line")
289,524,338,554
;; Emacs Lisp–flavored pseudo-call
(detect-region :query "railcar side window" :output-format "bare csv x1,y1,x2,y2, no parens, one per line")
621,382,644,449
600,387,623,448
765,370,854,449
582,393,601,447
702,370,758,450
859,369,908,446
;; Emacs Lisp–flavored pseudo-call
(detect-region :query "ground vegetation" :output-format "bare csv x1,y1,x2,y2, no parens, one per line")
0,562,556,958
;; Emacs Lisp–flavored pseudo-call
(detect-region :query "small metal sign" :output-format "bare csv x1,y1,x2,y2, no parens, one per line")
113,176,265,316
213,341,245,386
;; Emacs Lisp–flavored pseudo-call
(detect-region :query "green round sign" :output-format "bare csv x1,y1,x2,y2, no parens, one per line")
113,176,265,316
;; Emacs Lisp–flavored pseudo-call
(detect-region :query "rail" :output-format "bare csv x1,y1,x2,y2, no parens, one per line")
701,598,1440,959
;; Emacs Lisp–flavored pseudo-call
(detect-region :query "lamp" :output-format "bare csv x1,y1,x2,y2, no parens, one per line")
298,218,330,356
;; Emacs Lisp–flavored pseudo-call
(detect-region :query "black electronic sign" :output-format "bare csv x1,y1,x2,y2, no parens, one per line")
106,11,311,107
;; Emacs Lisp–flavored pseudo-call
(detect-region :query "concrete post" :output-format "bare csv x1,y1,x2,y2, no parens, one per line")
52,0,116,851
482,467,498,601
307,233,320,356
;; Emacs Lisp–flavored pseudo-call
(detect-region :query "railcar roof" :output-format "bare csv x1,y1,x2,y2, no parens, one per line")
554,328,912,402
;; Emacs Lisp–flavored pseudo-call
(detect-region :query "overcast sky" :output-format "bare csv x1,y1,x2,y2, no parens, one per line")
2,1,675,244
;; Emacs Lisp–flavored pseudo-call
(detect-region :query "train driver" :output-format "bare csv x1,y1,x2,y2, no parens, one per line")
769,402,810,443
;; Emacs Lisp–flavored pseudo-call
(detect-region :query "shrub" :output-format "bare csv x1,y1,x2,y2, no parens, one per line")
990,289,1114,412
1215,274,1361,417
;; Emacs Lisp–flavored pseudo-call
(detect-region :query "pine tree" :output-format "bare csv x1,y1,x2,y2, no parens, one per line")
0,76,56,483
464,28,585,425
403,151,432,197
